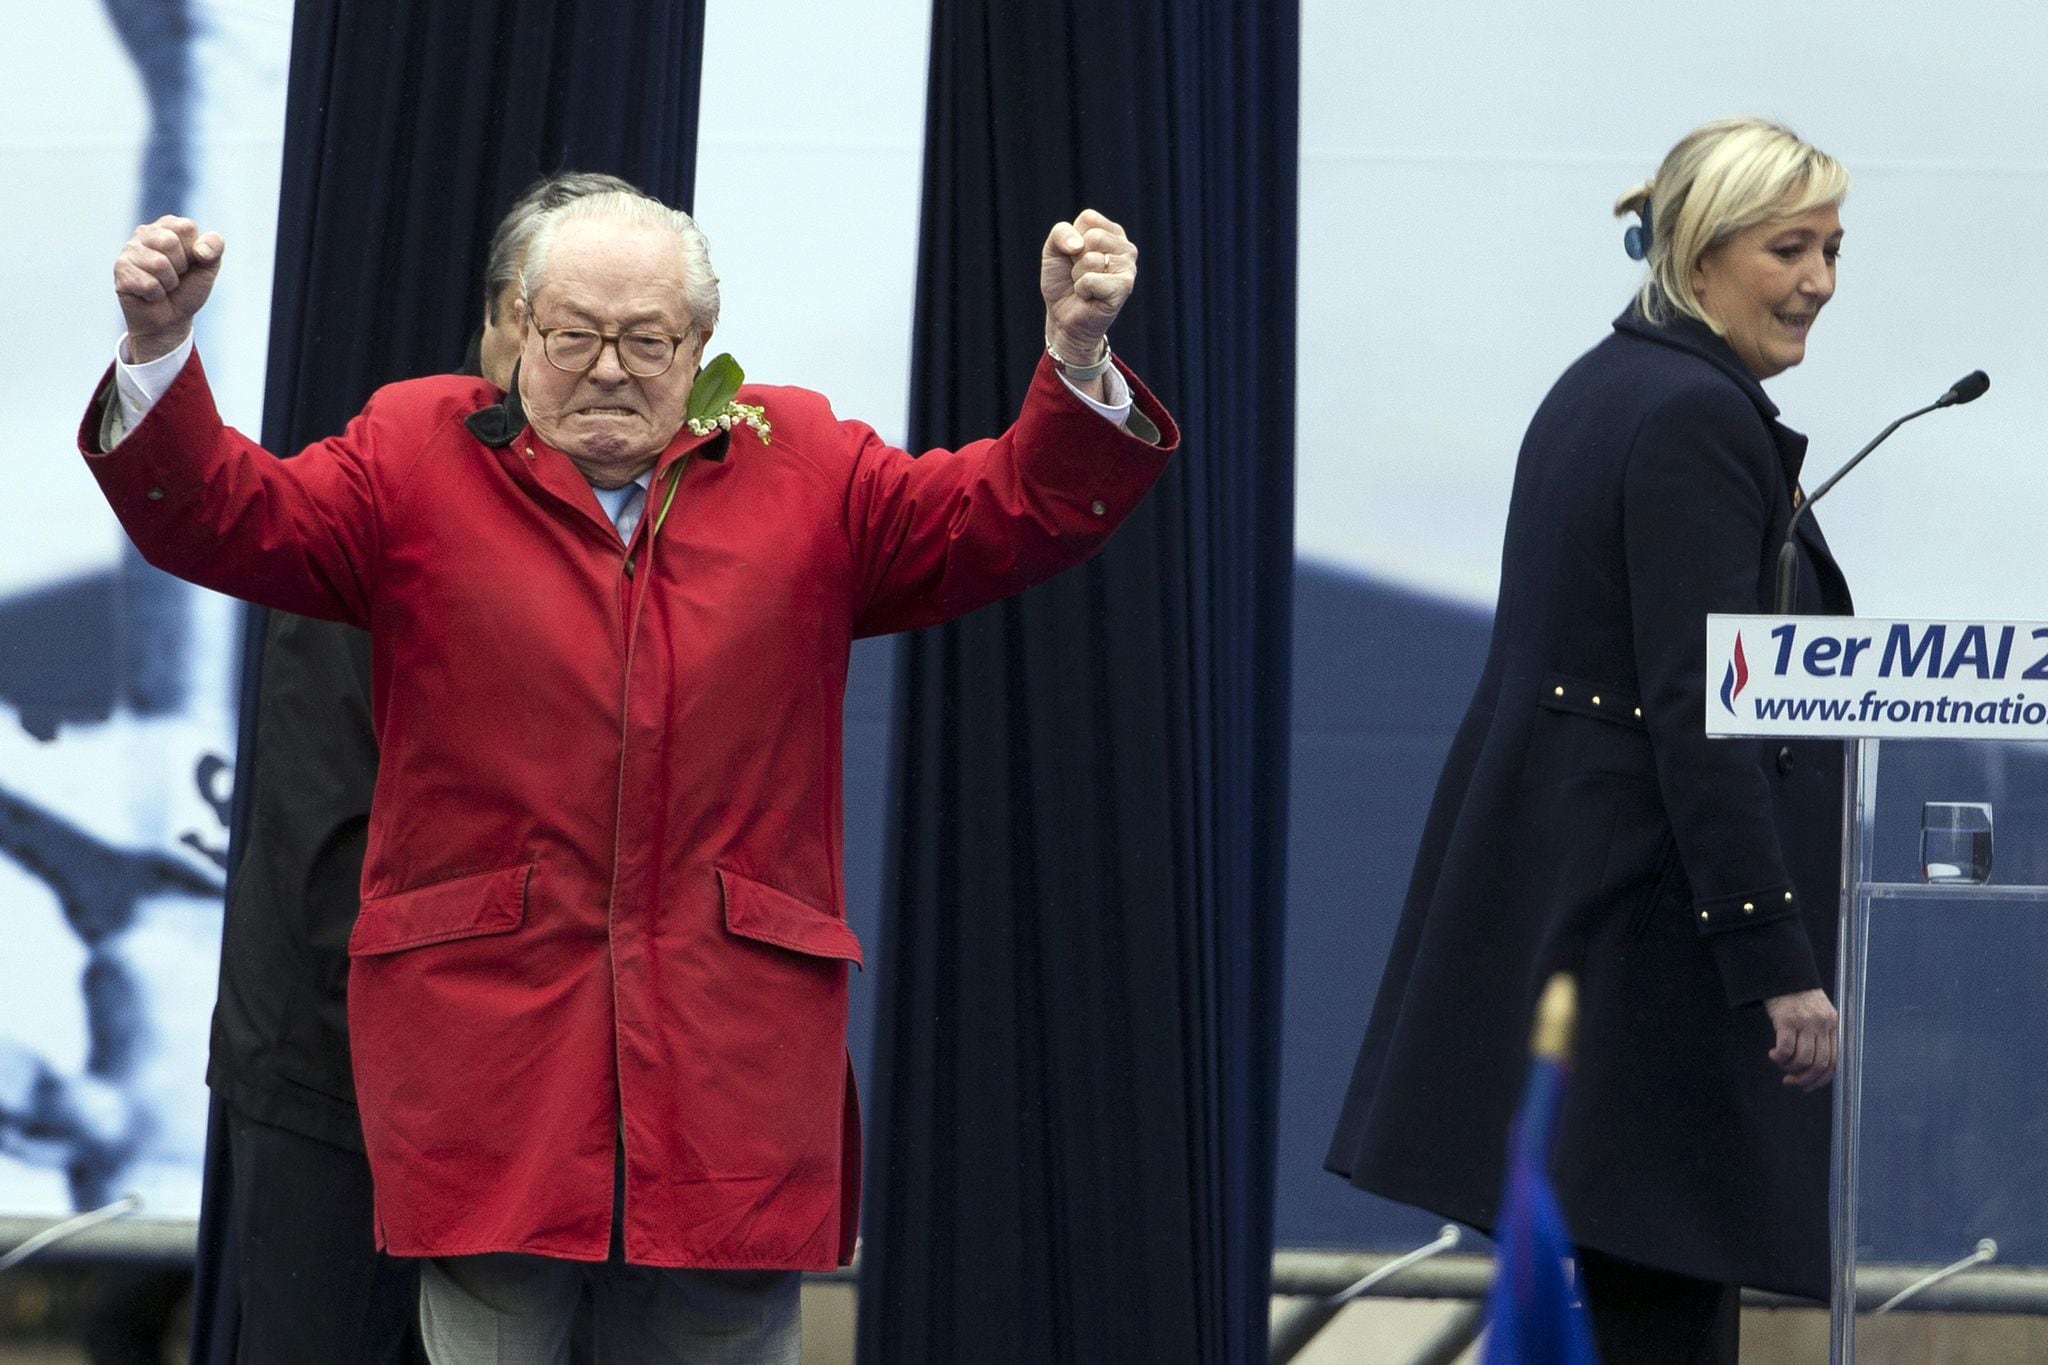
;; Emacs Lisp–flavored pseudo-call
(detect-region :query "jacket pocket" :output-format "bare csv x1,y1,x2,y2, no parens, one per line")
1539,674,1647,731
347,862,531,957
1521,674,1655,791
716,866,863,967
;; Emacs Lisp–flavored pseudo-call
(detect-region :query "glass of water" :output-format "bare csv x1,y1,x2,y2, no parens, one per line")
1922,802,1994,885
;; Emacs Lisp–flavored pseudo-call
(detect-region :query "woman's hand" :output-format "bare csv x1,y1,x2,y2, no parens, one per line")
1763,988,1836,1090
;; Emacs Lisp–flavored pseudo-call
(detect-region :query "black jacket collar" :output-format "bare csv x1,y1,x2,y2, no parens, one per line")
1612,305,1780,421
1613,303,1813,489
464,360,528,447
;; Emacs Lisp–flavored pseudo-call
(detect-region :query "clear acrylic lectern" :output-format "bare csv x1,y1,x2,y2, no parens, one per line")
1831,736,2048,1361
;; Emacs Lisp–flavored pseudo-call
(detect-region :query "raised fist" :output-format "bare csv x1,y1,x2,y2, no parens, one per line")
1040,209,1137,372
114,216,225,363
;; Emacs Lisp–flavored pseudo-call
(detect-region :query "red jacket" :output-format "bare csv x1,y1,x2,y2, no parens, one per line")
81,354,1176,1268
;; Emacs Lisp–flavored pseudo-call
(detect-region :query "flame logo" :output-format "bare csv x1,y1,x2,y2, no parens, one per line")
1719,633,1750,714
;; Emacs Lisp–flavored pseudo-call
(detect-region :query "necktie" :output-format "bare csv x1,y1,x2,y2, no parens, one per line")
613,484,647,543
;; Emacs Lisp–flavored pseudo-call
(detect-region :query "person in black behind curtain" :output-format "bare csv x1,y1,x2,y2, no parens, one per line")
206,171,640,1365
1325,117,1853,1365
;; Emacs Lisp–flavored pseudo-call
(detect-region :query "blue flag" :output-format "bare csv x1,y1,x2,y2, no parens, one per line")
1482,980,1598,1364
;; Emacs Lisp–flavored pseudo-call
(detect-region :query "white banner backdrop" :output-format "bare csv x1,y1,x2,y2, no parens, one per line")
1296,1,2048,618
0,1,288,1222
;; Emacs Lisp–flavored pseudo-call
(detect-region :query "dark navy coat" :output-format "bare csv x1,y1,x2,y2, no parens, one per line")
1326,307,1852,1298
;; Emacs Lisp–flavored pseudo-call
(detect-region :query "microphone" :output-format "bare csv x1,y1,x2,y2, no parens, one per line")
1772,371,1990,613
1938,369,1991,407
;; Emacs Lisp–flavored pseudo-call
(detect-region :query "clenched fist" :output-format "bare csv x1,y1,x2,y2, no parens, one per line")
1041,209,1136,396
114,216,225,363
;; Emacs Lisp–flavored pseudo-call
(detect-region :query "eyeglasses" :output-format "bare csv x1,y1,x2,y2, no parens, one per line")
530,317,694,378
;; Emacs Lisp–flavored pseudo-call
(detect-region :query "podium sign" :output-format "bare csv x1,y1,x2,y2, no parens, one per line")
1705,615,2048,740
1707,614,2048,1364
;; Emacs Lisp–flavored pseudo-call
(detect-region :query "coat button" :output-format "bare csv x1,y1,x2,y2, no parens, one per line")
146,487,165,501
1090,499,1108,517
624,557,636,579
1776,745,1795,776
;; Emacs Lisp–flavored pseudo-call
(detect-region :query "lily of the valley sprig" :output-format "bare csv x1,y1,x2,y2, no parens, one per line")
685,353,772,444
689,399,769,443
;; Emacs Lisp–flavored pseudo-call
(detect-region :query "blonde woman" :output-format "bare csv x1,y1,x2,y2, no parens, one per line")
1326,118,1851,1364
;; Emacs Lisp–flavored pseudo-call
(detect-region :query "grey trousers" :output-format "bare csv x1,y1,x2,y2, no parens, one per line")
417,1254,801,1365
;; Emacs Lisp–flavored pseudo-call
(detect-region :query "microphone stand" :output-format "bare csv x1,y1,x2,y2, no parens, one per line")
1773,401,1943,613
1772,372,1989,613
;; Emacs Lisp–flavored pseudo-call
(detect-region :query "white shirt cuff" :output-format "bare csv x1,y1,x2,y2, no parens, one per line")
103,332,196,448
1057,364,1134,427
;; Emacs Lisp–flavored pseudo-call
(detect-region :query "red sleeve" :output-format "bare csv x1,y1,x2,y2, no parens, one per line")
79,351,383,628
845,354,1177,637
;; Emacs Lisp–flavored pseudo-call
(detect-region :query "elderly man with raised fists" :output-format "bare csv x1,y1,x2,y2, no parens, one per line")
85,196,1175,1365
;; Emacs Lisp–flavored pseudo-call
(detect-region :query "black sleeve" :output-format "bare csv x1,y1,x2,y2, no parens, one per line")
1622,382,1821,1007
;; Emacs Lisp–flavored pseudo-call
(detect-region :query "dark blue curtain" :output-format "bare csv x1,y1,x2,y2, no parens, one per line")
858,3,1299,1362
191,4,705,1359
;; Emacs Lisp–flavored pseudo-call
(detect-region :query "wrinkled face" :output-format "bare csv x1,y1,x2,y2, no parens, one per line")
478,283,524,389
518,217,707,487
1691,202,1843,381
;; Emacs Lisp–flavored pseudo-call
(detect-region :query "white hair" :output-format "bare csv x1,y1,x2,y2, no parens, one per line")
520,190,721,335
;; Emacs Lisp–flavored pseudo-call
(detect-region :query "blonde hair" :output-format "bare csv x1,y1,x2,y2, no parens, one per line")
1614,117,1849,329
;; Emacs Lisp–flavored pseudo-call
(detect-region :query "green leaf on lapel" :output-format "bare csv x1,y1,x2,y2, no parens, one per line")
687,353,745,425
